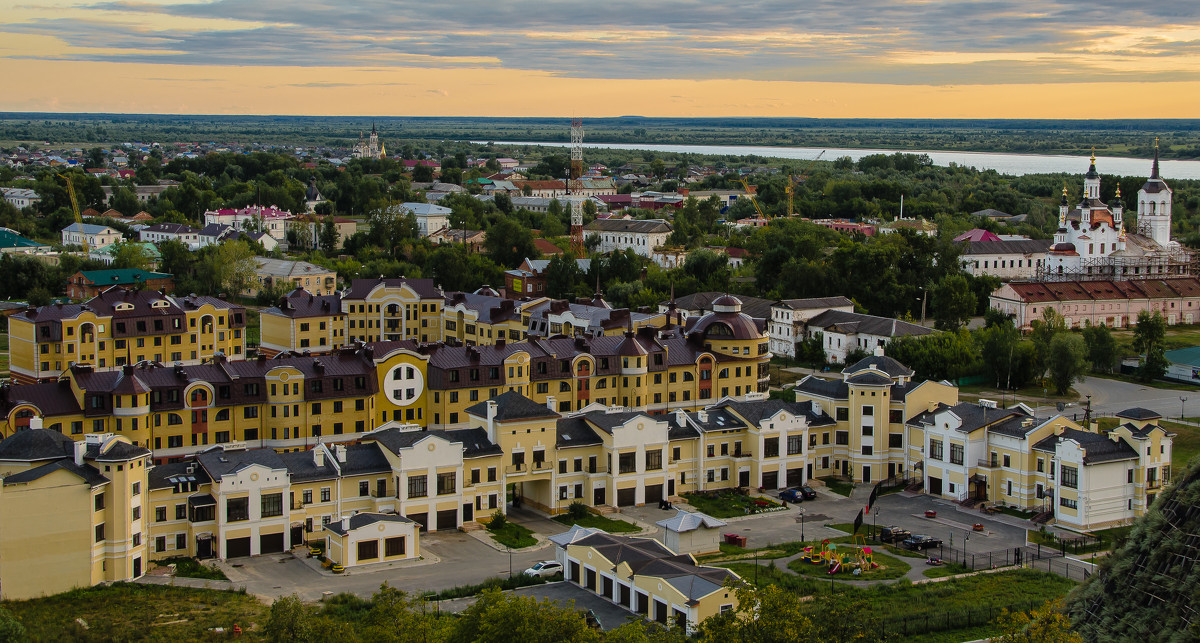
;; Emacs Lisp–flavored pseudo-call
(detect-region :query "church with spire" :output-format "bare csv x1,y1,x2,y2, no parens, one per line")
1043,141,1192,280
352,122,385,159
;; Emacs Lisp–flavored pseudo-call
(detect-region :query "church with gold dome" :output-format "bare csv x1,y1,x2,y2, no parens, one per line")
352,122,385,159
1044,142,1192,280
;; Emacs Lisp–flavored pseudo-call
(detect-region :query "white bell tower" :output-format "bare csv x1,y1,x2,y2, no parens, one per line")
1137,138,1173,246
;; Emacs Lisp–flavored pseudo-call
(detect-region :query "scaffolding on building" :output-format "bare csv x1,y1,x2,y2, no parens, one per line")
1036,248,1197,282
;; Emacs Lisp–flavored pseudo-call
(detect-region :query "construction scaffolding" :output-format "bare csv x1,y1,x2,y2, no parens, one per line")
1036,248,1197,282
569,118,585,258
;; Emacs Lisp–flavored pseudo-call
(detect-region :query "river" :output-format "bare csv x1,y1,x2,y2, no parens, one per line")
476,140,1200,180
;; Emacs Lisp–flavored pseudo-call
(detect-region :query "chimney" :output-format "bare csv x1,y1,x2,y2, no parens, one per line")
547,395,556,412
314,447,325,468
340,516,350,532
873,345,885,357
486,399,498,442
334,444,347,463
74,440,86,467
697,409,709,423
675,408,688,427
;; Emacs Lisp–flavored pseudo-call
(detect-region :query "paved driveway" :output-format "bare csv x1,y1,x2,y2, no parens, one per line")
1075,375,1199,418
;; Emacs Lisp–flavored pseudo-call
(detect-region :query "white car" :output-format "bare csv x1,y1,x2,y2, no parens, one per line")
523,560,563,577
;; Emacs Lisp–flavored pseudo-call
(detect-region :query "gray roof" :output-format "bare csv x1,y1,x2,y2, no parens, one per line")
549,525,606,547
848,355,913,379
254,257,331,278
149,461,212,491
1116,407,1162,421
669,291,775,320
556,416,605,448
465,391,561,423
584,218,672,234
2,459,108,488
196,448,288,479
715,398,835,428
1032,429,1140,464
961,239,1052,256
324,512,415,536
794,375,849,400
846,372,895,386
806,310,933,340
777,296,855,310
656,510,727,532
0,429,76,462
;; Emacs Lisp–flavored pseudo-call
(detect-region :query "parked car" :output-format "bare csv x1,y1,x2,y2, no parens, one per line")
799,486,818,500
902,535,943,550
878,526,912,544
523,560,563,577
779,488,806,503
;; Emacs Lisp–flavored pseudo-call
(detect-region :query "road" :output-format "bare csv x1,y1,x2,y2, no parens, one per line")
1073,375,1198,420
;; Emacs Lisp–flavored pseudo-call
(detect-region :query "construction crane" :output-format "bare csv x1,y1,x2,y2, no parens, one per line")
784,150,826,218
59,173,88,252
737,178,767,219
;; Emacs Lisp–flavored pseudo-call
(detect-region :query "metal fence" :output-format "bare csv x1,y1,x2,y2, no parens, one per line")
878,600,1048,638
935,544,1095,581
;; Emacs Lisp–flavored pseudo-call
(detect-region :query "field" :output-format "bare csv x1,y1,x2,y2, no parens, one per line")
2,583,267,641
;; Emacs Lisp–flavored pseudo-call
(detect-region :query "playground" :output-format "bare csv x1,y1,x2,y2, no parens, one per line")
785,538,911,581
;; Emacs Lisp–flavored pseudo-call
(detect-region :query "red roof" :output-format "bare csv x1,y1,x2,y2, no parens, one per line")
954,228,1001,242
534,239,564,255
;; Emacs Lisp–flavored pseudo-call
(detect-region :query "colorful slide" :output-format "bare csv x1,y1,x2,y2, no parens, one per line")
828,561,841,574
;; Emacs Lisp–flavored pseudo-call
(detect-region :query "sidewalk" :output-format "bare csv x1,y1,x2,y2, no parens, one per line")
135,574,243,592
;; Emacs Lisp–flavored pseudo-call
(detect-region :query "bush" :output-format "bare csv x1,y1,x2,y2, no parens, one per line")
567,500,589,520
488,510,507,531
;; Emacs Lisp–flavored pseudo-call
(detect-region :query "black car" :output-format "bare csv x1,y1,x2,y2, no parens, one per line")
799,486,818,500
878,526,912,544
902,534,943,550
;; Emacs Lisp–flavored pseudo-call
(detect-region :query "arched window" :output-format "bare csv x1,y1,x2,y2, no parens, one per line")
215,409,230,421
167,413,183,425
191,389,208,404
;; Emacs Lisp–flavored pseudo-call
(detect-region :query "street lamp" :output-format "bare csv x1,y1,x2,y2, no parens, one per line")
800,508,806,542
873,508,879,541
1181,396,1188,422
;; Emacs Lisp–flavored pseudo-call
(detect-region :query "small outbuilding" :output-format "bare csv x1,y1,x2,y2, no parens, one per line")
323,513,419,569
655,510,727,555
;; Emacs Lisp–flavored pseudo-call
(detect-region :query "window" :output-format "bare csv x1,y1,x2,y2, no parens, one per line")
175,504,187,520
835,431,849,446
1059,496,1078,510
888,433,903,448
949,444,964,465
764,437,779,458
132,482,141,496
95,494,105,511
787,435,802,455
132,506,141,521
836,407,848,421
618,452,637,474
155,506,167,522
302,490,313,504
408,476,428,498
1061,466,1079,489
1003,454,1011,468
385,536,406,557
862,445,873,456
646,450,663,471
95,524,105,542
321,487,331,502
227,497,249,522
488,467,497,482
358,540,379,561
929,439,944,461
437,472,458,495
360,481,370,496
261,493,283,518
1036,458,1044,473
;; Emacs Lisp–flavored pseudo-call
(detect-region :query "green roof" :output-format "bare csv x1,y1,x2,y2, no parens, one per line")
93,242,162,259
78,269,173,286
0,228,46,249
1166,346,1200,367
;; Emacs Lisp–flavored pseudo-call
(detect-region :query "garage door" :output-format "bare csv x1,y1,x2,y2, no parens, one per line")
928,477,942,496
225,537,251,559
407,512,428,531
436,509,458,531
787,468,804,487
644,484,663,505
617,487,636,507
260,533,285,555
762,471,779,490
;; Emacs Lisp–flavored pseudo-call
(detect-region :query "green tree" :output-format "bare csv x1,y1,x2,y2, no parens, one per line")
545,253,583,299
108,186,140,217
931,273,976,331
1046,333,1088,395
263,594,315,643
111,242,151,272
207,240,258,296
682,249,730,293
320,215,340,254
1132,310,1168,381
1081,321,1118,373
695,581,814,643
412,163,434,183
0,606,25,643
1030,308,1066,379
449,588,602,643
484,217,538,269
993,599,1081,643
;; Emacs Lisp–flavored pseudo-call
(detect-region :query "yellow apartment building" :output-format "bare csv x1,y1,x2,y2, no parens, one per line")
8,287,246,384
0,431,150,600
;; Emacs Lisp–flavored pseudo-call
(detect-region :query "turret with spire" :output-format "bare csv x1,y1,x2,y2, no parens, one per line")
1058,184,1069,230
1137,137,1173,246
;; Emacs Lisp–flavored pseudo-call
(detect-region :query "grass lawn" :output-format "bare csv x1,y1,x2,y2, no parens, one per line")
717,561,822,594
682,490,781,519
155,556,229,581
488,522,537,549
818,476,854,497
553,513,641,533
825,523,933,558
699,540,813,563
993,505,1038,520
922,562,974,578
2,583,266,641
787,548,911,581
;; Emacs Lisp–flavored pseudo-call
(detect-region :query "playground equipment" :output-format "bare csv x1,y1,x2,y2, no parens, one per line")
821,544,880,575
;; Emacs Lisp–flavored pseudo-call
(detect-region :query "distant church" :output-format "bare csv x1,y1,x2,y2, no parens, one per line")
353,123,385,159
1044,141,1192,280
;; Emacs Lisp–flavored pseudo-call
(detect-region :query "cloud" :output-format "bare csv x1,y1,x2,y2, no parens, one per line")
3,0,1200,85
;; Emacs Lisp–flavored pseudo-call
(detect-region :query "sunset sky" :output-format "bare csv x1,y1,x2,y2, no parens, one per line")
2,0,1199,117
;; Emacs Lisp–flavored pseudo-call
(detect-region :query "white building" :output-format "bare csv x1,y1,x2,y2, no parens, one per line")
802,309,932,363
1046,145,1189,280
1,187,41,209
61,222,122,250
961,239,1051,280
394,202,452,238
584,219,672,257
139,223,199,245
203,206,295,241
768,297,856,358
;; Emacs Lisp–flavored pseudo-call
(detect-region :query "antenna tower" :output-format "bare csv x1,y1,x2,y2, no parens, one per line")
570,118,585,257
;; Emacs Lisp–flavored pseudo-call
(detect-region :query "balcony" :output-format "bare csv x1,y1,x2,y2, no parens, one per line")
731,452,753,459
506,461,553,475
1147,479,1161,490
977,459,999,468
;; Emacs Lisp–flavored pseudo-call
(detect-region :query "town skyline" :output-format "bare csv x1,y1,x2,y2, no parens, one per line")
2,1,1200,117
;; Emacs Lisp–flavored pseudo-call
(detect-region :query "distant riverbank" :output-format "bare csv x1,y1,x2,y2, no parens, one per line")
480,140,1200,180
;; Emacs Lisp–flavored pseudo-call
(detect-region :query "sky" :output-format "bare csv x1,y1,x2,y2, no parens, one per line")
2,0,1200,118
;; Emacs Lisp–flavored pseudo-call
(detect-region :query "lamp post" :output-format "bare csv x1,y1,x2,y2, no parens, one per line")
873,508,878,541
506,544,512,577
1084,394,1093,427
800,508,806,542
1181,396,1188,422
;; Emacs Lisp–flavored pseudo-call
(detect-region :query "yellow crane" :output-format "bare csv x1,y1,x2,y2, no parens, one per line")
737,178,767,219
785,150,826,218
59,173,88,252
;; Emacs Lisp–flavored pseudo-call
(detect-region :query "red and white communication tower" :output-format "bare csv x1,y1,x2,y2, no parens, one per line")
569,118,585,257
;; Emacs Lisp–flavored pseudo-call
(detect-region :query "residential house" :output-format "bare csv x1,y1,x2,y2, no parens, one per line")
394,203,451,238
960,238,1052,280
801,310,933,363
1,187,41,209
62,223,122,250
989,277,1200,330
504,258,592,300
139,223,200,246
767,297,856,359
584,219,672,258
250,258,337,298
203,206,295,241
66,269,174,300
